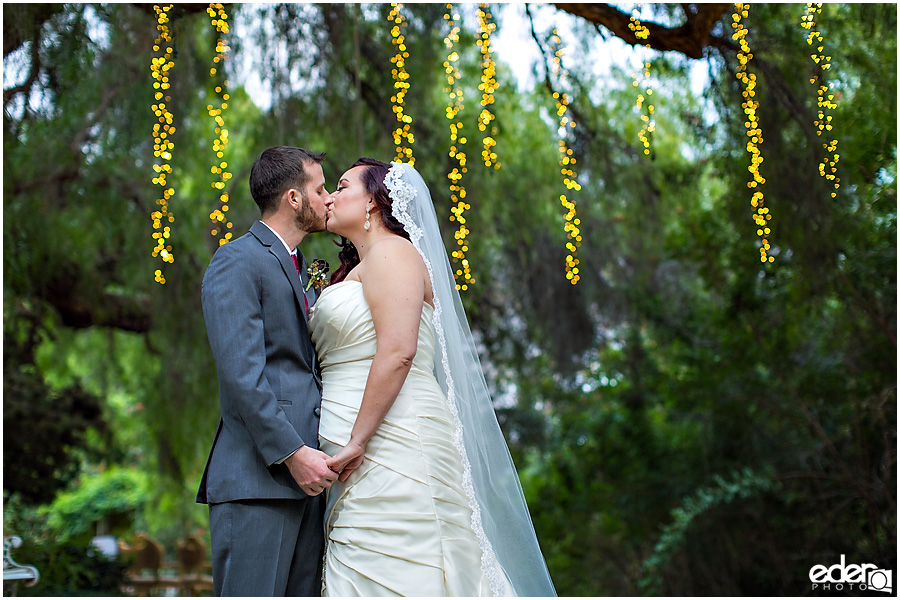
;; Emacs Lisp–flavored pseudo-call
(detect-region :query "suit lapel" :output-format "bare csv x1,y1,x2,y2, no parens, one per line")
250,221,310,321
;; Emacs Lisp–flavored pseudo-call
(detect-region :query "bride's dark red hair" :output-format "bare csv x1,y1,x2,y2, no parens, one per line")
330,158,411,284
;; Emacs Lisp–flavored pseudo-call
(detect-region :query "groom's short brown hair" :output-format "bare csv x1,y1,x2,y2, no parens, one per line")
249,146,326,216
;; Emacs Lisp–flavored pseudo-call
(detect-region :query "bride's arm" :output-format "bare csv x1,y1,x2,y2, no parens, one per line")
326,238,426,481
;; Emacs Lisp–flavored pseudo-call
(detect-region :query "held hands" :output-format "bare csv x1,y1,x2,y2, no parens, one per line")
285,445,338,496
326,439,366,483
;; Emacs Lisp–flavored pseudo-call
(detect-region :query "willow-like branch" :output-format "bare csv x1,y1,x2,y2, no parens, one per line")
46,267,153,334
554,3,730,59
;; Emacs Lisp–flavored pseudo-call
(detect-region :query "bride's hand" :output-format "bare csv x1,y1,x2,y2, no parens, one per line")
326,439,366,482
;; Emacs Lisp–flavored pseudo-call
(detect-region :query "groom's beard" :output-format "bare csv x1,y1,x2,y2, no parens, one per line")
295,192,325,233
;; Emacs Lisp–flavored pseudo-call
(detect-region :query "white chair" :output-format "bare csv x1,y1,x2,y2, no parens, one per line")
2,536,40,594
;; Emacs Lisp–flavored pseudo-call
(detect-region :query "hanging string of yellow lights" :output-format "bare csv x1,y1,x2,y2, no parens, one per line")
629,6,655,156
802,3,840,199
443,5,473,291
476,4,500,170
150,4,176,285
388,3,415,166
550,29,583,285
732,3,773,264
207,3,233,247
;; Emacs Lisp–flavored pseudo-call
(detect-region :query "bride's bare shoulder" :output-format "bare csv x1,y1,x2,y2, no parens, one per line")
369,235,422,264
364,236,427,286
362,236,433,304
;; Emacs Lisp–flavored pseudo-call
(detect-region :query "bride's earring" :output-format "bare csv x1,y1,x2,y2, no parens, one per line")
364,204,371,231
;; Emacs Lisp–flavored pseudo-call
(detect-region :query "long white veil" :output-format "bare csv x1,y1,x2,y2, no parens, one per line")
386,162,556,597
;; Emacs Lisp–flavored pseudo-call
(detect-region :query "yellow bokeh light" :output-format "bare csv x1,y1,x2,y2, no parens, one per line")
630,7,655,156
150,4,177,283
733,4,774,264
549,29,582,285
803,3,841,198
476,4,500,169
444,5,475,290
206,3,234,245
389,4,415,166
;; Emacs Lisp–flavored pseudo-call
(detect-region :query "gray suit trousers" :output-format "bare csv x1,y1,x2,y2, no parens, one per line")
209,496,325,596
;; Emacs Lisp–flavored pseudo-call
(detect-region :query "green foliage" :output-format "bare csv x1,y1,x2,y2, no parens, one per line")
8,536,129,597
43,467,150,541
640,468,777,594
3,331,105,504
4,493,129,596
501,3,895,594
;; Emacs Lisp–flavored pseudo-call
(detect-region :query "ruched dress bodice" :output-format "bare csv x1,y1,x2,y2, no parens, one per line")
311,279,438,412
310,281,504,597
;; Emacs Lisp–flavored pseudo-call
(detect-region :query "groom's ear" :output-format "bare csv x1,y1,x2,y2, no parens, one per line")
284,188,300,209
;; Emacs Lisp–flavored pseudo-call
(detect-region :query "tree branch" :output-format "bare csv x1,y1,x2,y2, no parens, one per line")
69,84,120,156
526,4,640,163
3,25,42,108
3,4,65,59
46,267,153,334
553,3,730,59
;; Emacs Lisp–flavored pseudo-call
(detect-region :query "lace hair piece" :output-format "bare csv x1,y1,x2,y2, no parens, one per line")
386,163,504,596
384,167,422,245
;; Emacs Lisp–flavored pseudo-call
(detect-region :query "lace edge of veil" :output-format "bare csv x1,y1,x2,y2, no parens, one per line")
386,163,505,597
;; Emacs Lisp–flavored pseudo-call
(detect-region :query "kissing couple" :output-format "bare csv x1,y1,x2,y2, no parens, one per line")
197,147,555,597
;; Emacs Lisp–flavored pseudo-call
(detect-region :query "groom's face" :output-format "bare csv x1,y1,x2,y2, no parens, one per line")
294,161,328,233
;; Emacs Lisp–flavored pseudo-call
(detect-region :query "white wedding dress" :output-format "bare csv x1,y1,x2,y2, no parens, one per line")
310,280,512,596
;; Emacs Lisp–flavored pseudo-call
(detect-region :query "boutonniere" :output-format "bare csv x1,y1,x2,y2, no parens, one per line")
306,259,330,291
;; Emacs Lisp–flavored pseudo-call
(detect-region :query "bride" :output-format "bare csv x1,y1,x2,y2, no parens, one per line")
309,158,555,597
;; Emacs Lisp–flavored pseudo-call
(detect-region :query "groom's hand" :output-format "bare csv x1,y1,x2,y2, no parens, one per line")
285,445,337,496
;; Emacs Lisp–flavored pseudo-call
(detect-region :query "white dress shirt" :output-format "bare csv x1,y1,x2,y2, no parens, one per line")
260,220,295,257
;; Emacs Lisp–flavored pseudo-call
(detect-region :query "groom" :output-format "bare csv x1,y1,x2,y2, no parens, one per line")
197,146,336,596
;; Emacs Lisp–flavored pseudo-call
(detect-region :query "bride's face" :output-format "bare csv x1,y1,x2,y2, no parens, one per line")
326,166,370,236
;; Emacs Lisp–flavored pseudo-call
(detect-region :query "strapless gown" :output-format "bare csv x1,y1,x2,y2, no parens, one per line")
310,281,509,596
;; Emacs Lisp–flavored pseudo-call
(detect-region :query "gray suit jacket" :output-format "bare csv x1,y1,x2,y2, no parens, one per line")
197,221,322,504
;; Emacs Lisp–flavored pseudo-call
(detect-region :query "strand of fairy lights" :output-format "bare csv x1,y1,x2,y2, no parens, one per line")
207,3,233,246
629,6,655,156
443,5,474,291
476,4,500,170
150,4,176,284
550,29,583,285
802,3,840,199
388,3,415,166
732,4,773,264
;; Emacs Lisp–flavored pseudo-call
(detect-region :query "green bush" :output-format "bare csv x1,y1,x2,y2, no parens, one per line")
43,466,149,541
5,535,129,597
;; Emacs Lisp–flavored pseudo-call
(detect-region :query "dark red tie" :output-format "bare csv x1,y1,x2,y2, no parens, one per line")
291,254,309,314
